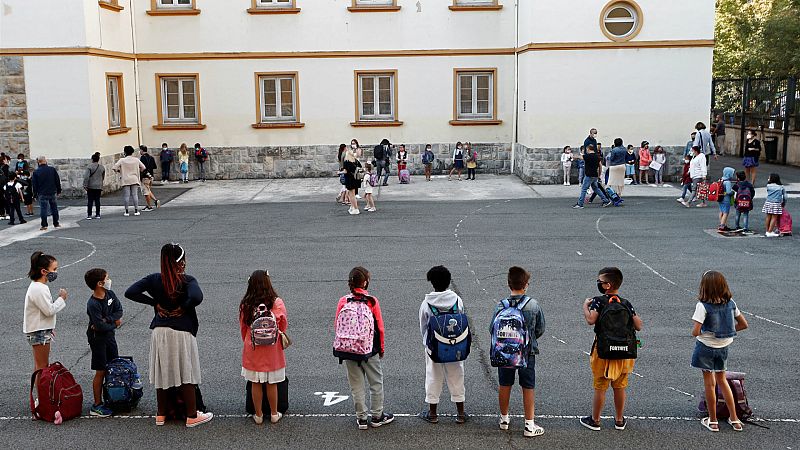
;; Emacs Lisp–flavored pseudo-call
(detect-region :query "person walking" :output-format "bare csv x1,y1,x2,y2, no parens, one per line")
31,156,62,231
573,145,610,209
607,139,627,195
342,147,362,215
140,146,159,211
373,139,392,187
584,128,598,154
684,132,697,157
193,143,208,182
422,144,435,182
683,146,708,208
742,129,762,186
113,146,146,217
83,152,105,220
124,243,213,428
159,143,173,183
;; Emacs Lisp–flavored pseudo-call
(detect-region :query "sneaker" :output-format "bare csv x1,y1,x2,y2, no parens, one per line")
7,222,15,226
676,198,684,202
39,226,48,231
186,411,213,428
143,207,153,211
357,418,369,430
134,211,141,216
124,211,130,217
370,413,394,428
90,403,113,417
742,230,754,236
733,227,744,233
20,219,27,224
270,412,283,424
53,224,61,228
94,215,101,220
155,415,166,426
580,416,601,431
155,199,159,208
348,208,360,215
680,200,689,207
766,231,779,237
499,415,510,430
614,417,627,430
86,216,92,220
572,204,584,209
602,201,612,208
524,422,545,437
253,414,264,425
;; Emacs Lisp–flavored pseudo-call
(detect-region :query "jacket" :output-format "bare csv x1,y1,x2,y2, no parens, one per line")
419,289,465,346
422,150,434,165
766,183,786,204
159,148,174,163
140,154,157,177
560,152,573,165
125,273,204,336
240,298,287,372
720,167,735,203
638,149,652,166
113,156,146,187
83,162,105,190
23,281,66,333
86,290,123,337
693,129,717,156
335,288,385,356
681,162,692,185
689,153,707,179
608,146,627,166
31,164,62,197
700,301,737,339
490,294,545,358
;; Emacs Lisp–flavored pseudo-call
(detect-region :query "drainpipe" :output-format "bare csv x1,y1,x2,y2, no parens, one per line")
510,0,519,174
128,0,143,146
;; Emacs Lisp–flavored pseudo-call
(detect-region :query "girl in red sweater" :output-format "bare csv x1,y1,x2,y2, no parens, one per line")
239,270,287,425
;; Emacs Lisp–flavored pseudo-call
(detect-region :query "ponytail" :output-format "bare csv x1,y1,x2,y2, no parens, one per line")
160,243,186,300
348,266,370,294
29,251,56,280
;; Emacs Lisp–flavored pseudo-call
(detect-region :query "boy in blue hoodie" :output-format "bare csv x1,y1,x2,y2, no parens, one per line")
718,167,736,232
418,266,467,424
732,171,755,235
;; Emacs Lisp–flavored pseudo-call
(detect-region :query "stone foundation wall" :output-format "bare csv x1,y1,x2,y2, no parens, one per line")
35,155,122,198
0,56,30,158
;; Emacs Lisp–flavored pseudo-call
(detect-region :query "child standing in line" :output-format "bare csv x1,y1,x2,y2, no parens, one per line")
677,154,693,204
762,173,786,237
576,146,586,185
732,171,755,235
580,267,643,432
638,141,652,185
493,267,545,438
239,270,288,425
179,143,190,184
625,145,637,184
652,146,667,186
717,167,736,232
334,267,394,430
4,171,27,225
561,146,573,186
19,170,34,216
465,143,478,181
418,266,467,424
691,271,748,432
84,268,123,417
362,162,377,212
24,252,68,377
422,144,435,182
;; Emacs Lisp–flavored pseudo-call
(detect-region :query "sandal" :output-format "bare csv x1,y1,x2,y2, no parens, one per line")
728,418,744,432
701,417,719,432
456,413,469,424
417,410,438,424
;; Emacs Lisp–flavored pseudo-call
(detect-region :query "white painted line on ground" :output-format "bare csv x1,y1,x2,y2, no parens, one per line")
0,236,97,286
632,372,644,378
551,336,567,345
745,251,754,256
576,251,583,256
667,387,695,398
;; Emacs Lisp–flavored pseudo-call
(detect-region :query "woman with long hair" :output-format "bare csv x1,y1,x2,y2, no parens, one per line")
336,144,349,205
342,147,362,215
239,270,288,425
125,243,213,427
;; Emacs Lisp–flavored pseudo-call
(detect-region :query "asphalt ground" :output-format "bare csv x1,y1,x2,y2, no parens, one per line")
0,193,798,449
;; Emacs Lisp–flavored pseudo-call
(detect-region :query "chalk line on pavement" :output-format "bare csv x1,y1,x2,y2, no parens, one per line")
0,236,97,286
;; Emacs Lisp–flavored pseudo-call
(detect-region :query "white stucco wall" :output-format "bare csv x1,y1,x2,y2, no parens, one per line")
88,57,139,154
0,0,89,48
89,0,135,53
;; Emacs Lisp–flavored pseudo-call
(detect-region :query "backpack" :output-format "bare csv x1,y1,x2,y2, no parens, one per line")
194,148,207,161
490,296,531,368
368,173,377,187
707,179,723,202
594,295,637,360
333,296,375,362
735,190,753,212
103,356,143,411
374,146,385,161
4,183,20,202
698,371,753,421
426,302,471,363
779,210,793,235
354,167,365,181
250,304,279,348
29,362,83,424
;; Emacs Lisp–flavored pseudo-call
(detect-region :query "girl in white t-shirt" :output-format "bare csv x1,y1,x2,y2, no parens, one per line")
24,251,68,375
690,271,748,433
362,162,377,212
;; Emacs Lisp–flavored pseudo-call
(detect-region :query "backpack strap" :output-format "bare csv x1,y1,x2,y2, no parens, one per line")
515,295,531,310
430,301,459,316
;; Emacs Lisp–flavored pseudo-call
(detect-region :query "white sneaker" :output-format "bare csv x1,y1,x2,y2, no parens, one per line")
355,195,362,199
676,198,684,202
86,216,92,220
524,422,545,437
348,208,360,215
123,211,130,217
766,232,778,237
270,412,283,424
253,414,264,425
133,211,141,216
499,415,510,430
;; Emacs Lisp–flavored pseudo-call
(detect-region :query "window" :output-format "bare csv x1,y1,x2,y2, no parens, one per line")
253,73,304,128
148,0,200,15
105,73,129,134
352,71,401,126
256,0,293,7
600,1,642,42
155,74,205,130
450,0,502,10
157,0,192,8
451,69,501,125
348,0,400,12
248,0,300,13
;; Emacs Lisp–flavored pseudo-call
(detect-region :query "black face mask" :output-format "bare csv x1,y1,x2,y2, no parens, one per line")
597,281,607,294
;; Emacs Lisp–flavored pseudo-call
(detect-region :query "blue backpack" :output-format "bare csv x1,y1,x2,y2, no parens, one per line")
490,296,531,368
103,357,143,410
426,302,471,363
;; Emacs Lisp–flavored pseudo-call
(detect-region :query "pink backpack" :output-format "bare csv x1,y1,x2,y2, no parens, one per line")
333,297,374,362
779,210,793,235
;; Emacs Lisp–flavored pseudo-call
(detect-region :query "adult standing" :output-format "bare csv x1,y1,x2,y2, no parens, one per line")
113,145,146,217
193,143,208,182
714,114,726,155
159,143,173,183
373,139,392,187
573,145,610,209
607,138,627,195
31,155,62,231
742,129,762,185
140,146,159,211
83,152,105,220
422,144,435,182
125,243,213,428
683,146,708,208
342,147,362,215
693,122,717,169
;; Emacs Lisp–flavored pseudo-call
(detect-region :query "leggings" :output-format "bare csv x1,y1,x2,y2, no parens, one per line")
562,165,571,183
467,168,476,179
122,185,139,212
87,188,101,217
654,167,664,184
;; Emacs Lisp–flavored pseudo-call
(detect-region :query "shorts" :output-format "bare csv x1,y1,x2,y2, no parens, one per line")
590,349,634,390
25,329,54,346
88,332,119,371
719,201,731,214
242,367,286,384
142,178,153,196
691,341,728,372
498,357,535,389
625,164,635,176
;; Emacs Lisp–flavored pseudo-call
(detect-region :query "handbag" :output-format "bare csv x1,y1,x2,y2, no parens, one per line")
279,331,292,349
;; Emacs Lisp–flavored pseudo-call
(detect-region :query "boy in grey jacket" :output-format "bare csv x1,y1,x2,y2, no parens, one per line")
418,266,466,424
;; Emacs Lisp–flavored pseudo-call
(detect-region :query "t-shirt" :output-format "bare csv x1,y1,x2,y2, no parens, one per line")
692,301,740,348
744,139,761,159
584,152,601,178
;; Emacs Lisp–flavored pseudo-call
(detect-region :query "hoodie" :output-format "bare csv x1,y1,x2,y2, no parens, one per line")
720,167,735,203
419,289,464,346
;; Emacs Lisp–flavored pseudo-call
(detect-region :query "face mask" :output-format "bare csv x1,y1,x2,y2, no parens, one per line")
103,279,112,290
351,144,357,149
596,281,607,294
46,271,58,283
685,159,691,164
747,134,753,139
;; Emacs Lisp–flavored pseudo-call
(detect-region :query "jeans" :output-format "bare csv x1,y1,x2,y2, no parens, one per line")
577,163,585,184
654,167,664,184
197,161,206,180
577,176,609,206
161,164,170,182
344,356,384,420
122,184,140,212
735,210,749,230
38,194,59,227
680,183,692,199
376,160,389,185
87,188,101,217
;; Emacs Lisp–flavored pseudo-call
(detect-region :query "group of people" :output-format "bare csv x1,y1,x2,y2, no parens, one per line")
0,153,62,230
23,244,750,435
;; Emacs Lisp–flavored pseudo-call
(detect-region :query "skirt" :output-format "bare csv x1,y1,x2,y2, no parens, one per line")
608,165,626,186
762,201,783,215
454,160,464,170
241,367,286,384
742,157,759,168
149,327,202,389
639,164,650,171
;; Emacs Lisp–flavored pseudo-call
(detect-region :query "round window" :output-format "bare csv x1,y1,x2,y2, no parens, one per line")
600,1,642,41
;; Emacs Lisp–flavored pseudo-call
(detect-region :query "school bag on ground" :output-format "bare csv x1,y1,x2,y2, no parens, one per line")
30,362,83,424
245,378,289,415
399,169,410,184
333,296,375,362
604,186,624,206
490,296,531,368
698,372,757,423
779,211,793,235
103,356,143,411
707,179,723,202
426,303,471,363
594,295,637,360
250,304,279,348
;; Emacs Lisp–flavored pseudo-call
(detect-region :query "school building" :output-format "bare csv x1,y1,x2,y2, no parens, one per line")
0,0,715,194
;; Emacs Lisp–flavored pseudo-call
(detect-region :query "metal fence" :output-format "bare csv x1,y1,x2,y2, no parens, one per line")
712,76,798,162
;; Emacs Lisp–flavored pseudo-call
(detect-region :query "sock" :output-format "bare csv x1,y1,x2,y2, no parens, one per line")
501,414,510,422
525,419,535,428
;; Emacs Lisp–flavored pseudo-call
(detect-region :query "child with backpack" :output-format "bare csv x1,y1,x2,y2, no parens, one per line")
418,266,468,424
194,143,208,182
5,171,27,225
19,170,34,216
580,267,643,432
84,268,123,417
239,270,287,425
491,267,545,438
24,252,68,375
677,154,693,205
333,267,394,430
717,167,736,232
691,271,749,432
179,144,190,183
732,171,755,235
763,173,787,237
362,162,377,212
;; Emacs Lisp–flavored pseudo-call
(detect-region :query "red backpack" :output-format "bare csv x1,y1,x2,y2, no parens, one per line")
707,180,723,202
30,362,83,424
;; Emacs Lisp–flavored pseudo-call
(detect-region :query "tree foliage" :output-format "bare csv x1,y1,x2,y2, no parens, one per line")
715,0,800,77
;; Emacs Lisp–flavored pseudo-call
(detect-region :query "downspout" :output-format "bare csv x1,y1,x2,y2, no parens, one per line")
129,0,143,146
510,0,519,175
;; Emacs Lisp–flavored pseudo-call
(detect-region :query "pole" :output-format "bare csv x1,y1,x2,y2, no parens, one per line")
739,78,749,158
783,76,796,164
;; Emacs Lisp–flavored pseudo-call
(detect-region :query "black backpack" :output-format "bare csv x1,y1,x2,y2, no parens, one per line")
4,182,19,202
374,145,385,161
594,295,637,360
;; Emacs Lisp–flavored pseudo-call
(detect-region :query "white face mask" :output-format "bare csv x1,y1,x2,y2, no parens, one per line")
103,279,112,290
351,144,357,149
747,134,753,139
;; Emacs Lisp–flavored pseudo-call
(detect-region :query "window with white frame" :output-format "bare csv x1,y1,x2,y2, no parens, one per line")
457,71,493,120
454,0,496,5
259,74,297,122
157,0,192,8
358,73,395,121
107,76,122,128
161,77,198,123
256,0,294,7
602,2,641,40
